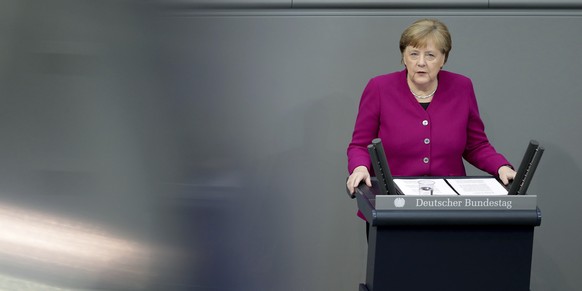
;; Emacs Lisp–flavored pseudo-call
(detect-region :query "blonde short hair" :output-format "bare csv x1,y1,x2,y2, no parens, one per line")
399,19,452,63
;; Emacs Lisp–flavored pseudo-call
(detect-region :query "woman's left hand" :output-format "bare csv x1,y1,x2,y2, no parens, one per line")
498,165,516,185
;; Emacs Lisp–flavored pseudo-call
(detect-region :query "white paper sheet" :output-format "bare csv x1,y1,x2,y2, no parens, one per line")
445,178,508,195
393,179,458,195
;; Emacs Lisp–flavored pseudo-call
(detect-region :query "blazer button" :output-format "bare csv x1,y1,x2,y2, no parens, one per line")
422,120,429,126
424,138,430,144
423,157,429,163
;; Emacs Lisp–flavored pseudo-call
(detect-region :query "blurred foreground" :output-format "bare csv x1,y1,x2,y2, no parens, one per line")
0,1,251,290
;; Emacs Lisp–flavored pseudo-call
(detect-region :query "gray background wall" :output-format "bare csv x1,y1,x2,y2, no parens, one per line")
160,7,582,291
0,1,581,290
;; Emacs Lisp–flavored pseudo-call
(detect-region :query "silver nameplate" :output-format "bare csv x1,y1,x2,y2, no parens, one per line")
375,195,537,211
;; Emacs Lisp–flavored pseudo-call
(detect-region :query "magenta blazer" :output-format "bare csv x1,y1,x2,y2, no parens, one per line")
347,69,510,178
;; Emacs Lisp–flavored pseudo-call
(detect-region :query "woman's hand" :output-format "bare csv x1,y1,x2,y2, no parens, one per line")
498,165,516,185
346,166,372,195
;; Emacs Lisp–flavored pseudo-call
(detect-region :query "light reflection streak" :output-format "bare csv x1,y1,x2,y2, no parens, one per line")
0,202,151,289
0,273,77,291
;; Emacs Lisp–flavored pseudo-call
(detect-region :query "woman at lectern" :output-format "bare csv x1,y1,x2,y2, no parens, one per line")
346,19,516,204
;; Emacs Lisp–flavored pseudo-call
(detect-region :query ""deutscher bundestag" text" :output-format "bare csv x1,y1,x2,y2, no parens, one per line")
416,198,513,209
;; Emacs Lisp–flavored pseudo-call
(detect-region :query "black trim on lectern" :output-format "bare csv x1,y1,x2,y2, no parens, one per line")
367,138,402,195
507,140,545,195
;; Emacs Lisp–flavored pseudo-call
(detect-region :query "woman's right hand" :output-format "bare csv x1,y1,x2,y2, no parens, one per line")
346,165,372,196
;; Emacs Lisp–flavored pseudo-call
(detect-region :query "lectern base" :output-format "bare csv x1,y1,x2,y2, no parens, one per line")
364,224,535,291
359,283,531,291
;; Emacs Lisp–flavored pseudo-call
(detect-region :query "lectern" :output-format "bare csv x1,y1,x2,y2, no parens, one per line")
355,180,542,291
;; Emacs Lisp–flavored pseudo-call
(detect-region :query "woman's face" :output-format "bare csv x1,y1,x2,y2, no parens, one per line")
403,39,445,89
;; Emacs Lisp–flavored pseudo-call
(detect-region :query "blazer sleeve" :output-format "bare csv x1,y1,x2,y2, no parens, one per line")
462,79,511,176
347,78,381,174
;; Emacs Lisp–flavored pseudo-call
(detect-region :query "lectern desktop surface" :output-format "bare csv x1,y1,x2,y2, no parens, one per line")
392,176,509,195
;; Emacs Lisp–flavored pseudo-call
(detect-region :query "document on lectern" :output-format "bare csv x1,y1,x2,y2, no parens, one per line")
393,179,457,195
446,178,508,195
392,178,509,196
